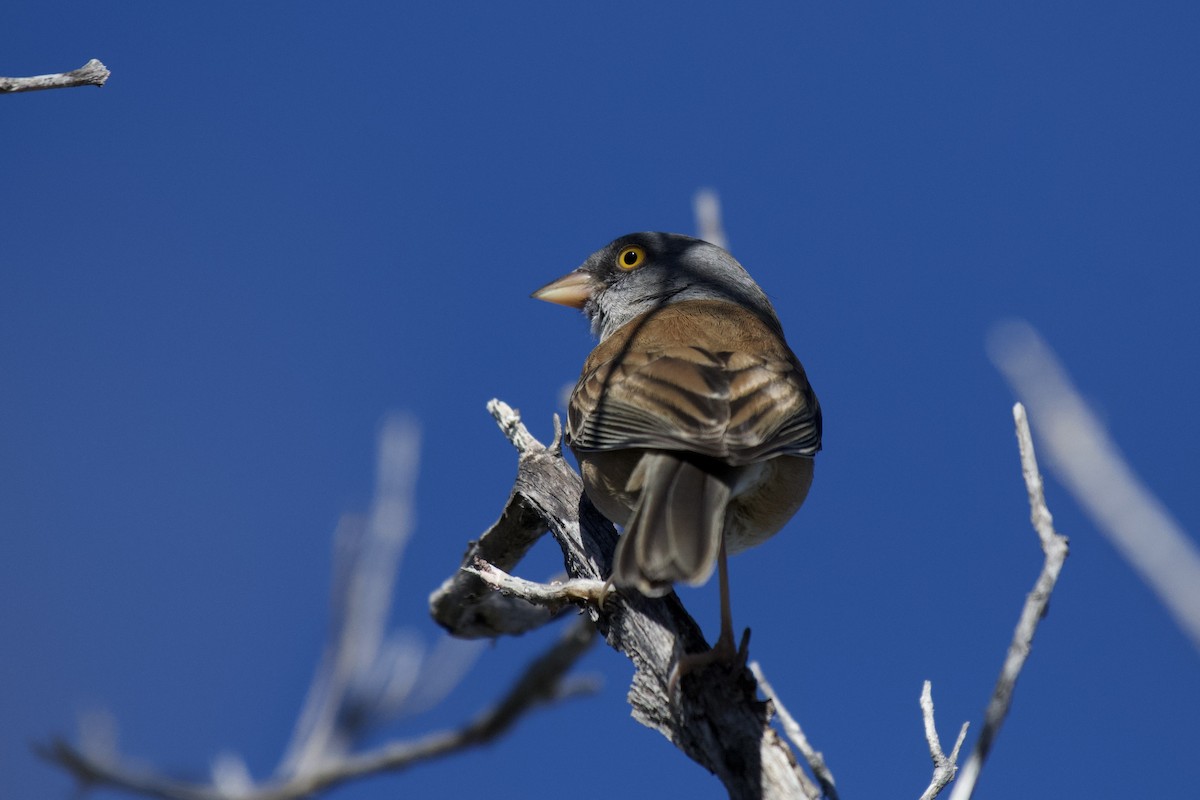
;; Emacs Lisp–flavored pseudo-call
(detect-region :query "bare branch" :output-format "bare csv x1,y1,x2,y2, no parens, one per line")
917,681,968,800
428,402,570,638
429,490,571,637
280,415,480,774
1,59,110,93
489,396,549,455
989,319,1200,652
39,618,597,800
947,402,1070,800
40,416,594,800
465,559,610,609
749,662,829,800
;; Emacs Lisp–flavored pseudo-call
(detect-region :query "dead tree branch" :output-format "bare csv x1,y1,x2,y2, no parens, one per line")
432,399,816,799
946,402,1070,800
465,559,611,609
1,60,110,93
918,681,968,800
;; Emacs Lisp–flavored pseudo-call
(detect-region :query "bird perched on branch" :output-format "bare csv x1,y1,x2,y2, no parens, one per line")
533,232,821,677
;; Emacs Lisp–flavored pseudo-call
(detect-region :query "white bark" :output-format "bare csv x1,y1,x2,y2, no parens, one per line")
1,60,110,93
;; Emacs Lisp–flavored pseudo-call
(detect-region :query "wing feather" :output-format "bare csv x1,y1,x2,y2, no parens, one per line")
567,300,821,464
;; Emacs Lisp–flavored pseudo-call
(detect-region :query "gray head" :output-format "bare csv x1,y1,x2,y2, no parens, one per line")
533,232,781,340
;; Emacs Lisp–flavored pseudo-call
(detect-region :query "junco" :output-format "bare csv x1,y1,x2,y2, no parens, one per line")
533,232,822,672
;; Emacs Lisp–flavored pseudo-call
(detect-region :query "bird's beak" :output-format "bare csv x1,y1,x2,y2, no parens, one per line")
531,270,597,309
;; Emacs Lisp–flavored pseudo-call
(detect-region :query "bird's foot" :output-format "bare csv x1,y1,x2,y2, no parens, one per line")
667,626,752,694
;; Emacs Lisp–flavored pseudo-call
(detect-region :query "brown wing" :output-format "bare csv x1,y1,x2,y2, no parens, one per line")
567,300,821,465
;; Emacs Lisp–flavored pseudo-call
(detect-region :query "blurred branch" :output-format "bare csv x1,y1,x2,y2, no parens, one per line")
39,618,597,800
281,416,443,773
946,402,1070,800
40,416,595,800
989,319,1200,652
1,60,110,93
433,399,812,800
693,188,728,249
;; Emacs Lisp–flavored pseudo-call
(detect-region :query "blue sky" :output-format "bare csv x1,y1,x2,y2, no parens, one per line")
3,2,1198,798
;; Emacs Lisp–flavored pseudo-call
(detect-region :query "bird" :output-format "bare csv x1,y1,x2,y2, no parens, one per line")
533,232,821,675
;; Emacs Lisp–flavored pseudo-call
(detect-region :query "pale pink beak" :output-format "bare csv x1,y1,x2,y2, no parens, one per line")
531,270,598,309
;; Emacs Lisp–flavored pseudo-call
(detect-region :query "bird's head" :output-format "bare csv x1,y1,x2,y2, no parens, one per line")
533,232,780,340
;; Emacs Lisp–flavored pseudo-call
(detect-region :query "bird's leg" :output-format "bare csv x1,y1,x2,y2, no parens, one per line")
668,538,748,691
712,536,753,663
712,534,738,659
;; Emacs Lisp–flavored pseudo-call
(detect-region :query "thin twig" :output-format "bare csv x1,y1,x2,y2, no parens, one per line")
917,681,968,800
749,662,828,800
466,559,610,608
947,403,1069,800
1,60,110,93
39,618,597,800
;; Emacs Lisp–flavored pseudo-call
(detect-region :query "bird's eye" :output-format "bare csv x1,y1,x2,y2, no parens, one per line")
616,245,646,271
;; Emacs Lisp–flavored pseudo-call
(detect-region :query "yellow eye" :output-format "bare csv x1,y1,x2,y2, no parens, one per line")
616,245,646,271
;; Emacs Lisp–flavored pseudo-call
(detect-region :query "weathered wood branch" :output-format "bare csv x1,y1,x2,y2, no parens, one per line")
750,663,828,800
1,60,110,93
431,400,813,799
918,681,968,800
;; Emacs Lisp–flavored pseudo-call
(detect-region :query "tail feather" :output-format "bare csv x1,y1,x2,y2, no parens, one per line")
613,452,731,595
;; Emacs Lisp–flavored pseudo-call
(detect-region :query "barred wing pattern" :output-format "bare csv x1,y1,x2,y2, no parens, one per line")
567,310,820,465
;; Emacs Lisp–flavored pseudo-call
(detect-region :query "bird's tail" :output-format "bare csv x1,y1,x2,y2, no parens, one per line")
612,452,731,596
